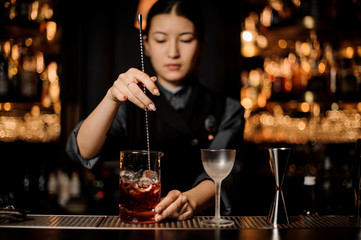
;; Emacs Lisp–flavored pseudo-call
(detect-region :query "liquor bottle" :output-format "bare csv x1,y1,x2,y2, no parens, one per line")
302,163,318,216
21,173,33,211
0,43,9,100
37,167,48,213
302,175,318,216
320,156,336,213
57,169,70,208
70,170,81,198
338,58,358,101
20,43,39,100
47,170,60,213
8,42,21,101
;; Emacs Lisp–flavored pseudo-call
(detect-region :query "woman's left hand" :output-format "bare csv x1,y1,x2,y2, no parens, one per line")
154,190,196,222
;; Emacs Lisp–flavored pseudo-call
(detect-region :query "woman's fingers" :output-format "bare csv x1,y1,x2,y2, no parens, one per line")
155,190,194,222
112,79,145,109
113,68,159,110
125,68,159,96
127,81,157,111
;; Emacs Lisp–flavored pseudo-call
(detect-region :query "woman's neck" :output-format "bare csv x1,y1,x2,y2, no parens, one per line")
157,77,184,90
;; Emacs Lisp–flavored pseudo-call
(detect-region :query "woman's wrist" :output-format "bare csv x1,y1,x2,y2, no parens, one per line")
106,88,123,106
183,191,199,213
183,180,215,214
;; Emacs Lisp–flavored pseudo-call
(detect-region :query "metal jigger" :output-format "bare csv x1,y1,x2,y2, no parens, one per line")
267,148,291,227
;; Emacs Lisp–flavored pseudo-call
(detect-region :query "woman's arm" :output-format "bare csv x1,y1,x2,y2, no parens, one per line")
75,68,159,160
154,180,215,222
76,90,121,159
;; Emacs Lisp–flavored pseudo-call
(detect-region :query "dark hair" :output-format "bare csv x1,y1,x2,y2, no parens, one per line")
144,0,205,43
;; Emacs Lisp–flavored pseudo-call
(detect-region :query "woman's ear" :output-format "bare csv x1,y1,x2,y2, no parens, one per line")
143,36,150,56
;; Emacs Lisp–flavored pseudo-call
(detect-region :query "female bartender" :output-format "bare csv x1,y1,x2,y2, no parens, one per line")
66,0,245,222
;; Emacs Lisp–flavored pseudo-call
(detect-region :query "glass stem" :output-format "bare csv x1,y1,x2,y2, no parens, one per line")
215,180,222,220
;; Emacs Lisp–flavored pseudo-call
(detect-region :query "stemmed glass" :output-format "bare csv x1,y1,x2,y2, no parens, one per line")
200,149,236,227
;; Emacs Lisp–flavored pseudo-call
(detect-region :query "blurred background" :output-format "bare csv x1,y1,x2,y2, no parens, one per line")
0,0,361,216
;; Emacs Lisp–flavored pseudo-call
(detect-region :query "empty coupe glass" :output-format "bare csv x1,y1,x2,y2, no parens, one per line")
201,149,236,227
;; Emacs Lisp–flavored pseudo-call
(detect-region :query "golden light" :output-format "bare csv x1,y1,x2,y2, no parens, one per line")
256,35,268,48
331,102,339,111
288,53,296,63
358,46,361,56
249,69,261,86
3,41,11,58
4,102,11,111
305,91,314,104
25,38,33,47
30,1,39,20
301,61,311,73
39,3,53,20
245,14,258,30
31,105,41,117
240,87,248,99
262,86,272,99
284,79,292,92
292,0,301,7
313,103,320,117
270,0,283,11
300,102,310,112
46,21,57,41
9,2,15,19
241,98,253,110
298,120,306,131
135,0,158,29
36,52,45,73
241,31,253,42
260,6,272,27
11,44,20,60
22,54,36,71
301,42,311,56
48,61,58,83
357,102,361,112
40,72,47,81
278,39,287,49
303,16,315,29
241,42,258,58
318,61,326,73
345,46,354,59
47,62,60,103
257,94,267,108
44,5,53,19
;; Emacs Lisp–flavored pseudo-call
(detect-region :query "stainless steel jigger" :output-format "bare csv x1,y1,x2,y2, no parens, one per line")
267,147,291,227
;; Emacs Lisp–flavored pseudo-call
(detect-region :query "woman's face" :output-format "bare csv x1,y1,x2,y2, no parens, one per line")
144,12,200,88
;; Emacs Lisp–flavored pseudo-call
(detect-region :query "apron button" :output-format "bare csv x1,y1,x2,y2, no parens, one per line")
191,138,199,146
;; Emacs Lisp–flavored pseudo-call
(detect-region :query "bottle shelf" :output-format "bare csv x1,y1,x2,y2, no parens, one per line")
1,0,61,143
244,101,361,144
0,102,61,142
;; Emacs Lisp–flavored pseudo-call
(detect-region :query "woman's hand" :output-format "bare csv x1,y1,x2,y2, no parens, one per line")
154,190,196,222
155,180,215,222
108,68,160,111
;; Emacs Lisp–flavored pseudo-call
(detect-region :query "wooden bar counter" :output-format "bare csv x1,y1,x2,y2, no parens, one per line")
1,215,361,240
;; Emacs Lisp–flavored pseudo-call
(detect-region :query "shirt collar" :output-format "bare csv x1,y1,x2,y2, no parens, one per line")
157,82,193,110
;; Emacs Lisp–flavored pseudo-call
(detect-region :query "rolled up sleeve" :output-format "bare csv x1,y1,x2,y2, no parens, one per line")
65,121,101,169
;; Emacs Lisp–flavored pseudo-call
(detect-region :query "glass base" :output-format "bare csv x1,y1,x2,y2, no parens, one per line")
201,217,234,227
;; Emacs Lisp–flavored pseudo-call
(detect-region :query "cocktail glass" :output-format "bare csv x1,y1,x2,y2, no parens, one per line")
200,149,236,227
119,150,163,224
